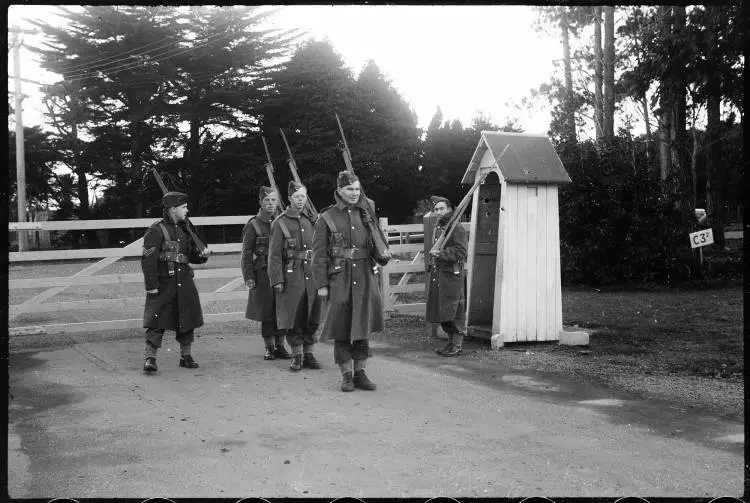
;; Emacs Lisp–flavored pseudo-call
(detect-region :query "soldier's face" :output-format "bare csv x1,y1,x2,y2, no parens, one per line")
433,202,449,217
338,181,361,204
171,204,188,221
261,192,278,214
290,189,307,211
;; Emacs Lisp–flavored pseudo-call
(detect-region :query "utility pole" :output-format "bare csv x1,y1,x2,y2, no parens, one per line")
9,26,38,252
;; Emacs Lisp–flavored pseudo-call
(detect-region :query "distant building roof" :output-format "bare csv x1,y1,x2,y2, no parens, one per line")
461,131,571,185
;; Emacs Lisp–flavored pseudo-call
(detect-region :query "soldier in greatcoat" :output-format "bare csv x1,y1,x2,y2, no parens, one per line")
312,171,388,392
241,186,292,361
141,191,211,372
426,196,468,357
268,181,323,372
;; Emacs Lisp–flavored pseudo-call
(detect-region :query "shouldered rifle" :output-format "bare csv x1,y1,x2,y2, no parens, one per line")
334,113,391,264
261,136,286,213
280,128,318,222
429,171,489,259
149,167,208,253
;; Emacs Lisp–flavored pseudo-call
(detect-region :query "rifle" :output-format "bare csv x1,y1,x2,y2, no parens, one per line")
149,167,208,253
261,136,286,213
334,113,391,265
280,128,318,222
429,170,489,261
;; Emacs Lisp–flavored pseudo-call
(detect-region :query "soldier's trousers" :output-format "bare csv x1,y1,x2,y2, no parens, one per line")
440,320,465,336
145,328,194,348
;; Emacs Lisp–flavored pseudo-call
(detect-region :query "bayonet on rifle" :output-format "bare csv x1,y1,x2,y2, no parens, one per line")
149,167,208,253
280,128,318,221
335,113,355,173
261,136,286,213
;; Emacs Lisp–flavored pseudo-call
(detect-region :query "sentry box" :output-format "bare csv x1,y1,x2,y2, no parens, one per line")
461,131,571,347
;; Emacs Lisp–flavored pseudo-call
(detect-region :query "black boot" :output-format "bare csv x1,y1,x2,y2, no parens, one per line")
289,354,303,371
303,352,322,369
179,355,199,368
264,347,276,360
274,345,292,359
435,342,453,355
441,344,462,357
143,357,158,373
341,371,355,392
353,369,377,390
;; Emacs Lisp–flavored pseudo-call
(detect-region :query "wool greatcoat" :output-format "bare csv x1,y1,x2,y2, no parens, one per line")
142,217,208,331
267,210,322,332
425,211,468,324
240,210,277,322
312,192,384,342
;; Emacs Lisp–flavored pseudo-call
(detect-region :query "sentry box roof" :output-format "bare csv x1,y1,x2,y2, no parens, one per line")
461,131,572,185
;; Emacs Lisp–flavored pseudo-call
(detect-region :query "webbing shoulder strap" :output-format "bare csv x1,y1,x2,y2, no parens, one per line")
277,219,292,240
249,218,263,236
321,212,338,234
157,223,171,242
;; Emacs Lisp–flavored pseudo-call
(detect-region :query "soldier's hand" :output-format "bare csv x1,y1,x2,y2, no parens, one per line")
317,286,329,298
200,247,212,258
429,249,441,258
146,289,158,295
273,283,284,293
245,279,256,290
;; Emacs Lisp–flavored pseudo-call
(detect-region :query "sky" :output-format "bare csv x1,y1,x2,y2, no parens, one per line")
8,5,560,135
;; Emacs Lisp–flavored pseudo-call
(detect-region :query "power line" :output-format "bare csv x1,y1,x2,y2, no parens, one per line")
53,33,183,74
62,30,232,82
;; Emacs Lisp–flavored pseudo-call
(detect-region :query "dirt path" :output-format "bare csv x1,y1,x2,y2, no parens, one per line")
8,334,744,498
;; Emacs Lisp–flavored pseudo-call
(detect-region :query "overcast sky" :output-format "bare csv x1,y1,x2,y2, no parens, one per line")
9,5,561,134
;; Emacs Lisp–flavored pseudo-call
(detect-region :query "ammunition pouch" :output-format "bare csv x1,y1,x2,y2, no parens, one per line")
253,235,269,271
158,239,186,277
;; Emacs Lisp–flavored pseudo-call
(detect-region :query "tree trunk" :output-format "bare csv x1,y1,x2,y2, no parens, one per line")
593,7,604,140
704,9,725,250
658,108,672,182
560,10,577,144
691,126,699,209
602,6,615,137
641,93,651,159
670,7,690,202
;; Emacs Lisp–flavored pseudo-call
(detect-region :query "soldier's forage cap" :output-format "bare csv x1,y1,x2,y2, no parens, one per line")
259,186,277,202
430,195,452,208
288,180,306,197
337,170,359,189
162,191,188,208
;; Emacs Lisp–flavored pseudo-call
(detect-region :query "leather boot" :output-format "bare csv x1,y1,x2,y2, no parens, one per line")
143,357,158,372
264,346,276,360
179,355,199,368
341,371,355,392
289,354,303,371
353,369,377,390
303,353,322,369
435,342,453,355
274,345,292,359
441,344,462,357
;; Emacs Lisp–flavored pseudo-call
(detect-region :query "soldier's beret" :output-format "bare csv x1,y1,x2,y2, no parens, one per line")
259,186,276,202
162,191,188,208
337,171,359,189
288,180,306,197
430,195,452,208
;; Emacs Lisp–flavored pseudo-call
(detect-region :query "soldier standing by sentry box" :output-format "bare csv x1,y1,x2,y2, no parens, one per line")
241,186,292,361
426,195,468,357
141,191,211,373
312,171,389,392
268,181,323,372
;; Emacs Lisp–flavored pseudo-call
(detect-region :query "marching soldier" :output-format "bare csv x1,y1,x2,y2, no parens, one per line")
141,191,211,372
241,186,292,361
426,196,468,357
268,181,323,372
312,171,388,392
